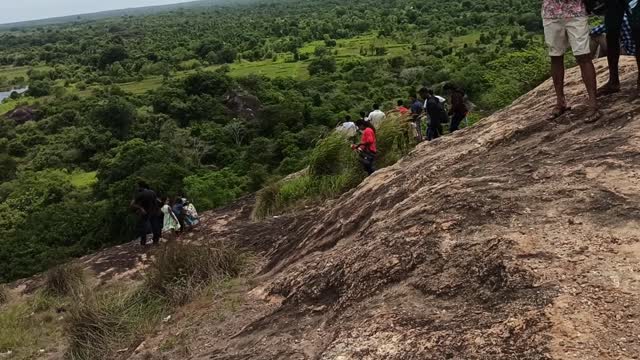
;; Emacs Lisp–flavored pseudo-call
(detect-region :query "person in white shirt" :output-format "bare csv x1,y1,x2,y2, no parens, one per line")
335,115,358,137
366,104,386,129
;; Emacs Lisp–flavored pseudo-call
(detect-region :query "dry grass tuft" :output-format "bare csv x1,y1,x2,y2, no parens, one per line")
44,264,86,297
66,289,166,360
145,241,245,305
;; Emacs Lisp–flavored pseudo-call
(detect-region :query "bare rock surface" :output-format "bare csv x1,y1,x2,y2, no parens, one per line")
13,58,640,360
168,58,640,360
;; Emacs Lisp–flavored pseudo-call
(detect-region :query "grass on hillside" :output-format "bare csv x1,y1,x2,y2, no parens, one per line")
0,286,7,305
0,97,37,114
253,114,414,220
67,241,246,359
0,292,66,360
0,240,248,360
145,241,245,306
66,288,167,360
0,66,30,81
118,76,165,94
44,264,87,297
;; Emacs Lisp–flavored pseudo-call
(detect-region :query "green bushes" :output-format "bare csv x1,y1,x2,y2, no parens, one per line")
184,169,248,211
308,134,358,177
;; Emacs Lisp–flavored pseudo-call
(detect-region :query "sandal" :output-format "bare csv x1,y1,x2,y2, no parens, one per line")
549,106,571,120
584,109,603,124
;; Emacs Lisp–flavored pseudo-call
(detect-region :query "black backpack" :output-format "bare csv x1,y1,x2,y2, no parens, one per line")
585,0,607,15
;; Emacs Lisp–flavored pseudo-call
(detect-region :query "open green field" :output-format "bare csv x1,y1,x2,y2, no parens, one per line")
300,34,411,59
225,59,310,79
0,66,30,81
0,32,454,100
0,65,52,81
0,97,36,114
451,32,482,46
118,76,165,94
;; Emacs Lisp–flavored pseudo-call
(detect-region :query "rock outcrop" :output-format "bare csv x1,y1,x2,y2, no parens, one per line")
181,57,640,360
14,58,640,360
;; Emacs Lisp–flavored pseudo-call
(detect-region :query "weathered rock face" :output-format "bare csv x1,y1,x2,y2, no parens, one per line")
224,90,262,120
185,58,640,360
119,58,640,360
5,106,37,124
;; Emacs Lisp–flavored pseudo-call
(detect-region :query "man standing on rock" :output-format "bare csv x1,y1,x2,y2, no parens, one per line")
597,0,640,97
130,181,163,246
419,87,447,141
542,0,600,122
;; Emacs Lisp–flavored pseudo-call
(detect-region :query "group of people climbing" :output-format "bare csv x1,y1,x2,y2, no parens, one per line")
130,181,200,246
543,0,640,122
341,83,471,176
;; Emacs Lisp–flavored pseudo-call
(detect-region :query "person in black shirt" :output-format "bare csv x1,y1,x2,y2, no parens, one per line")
419,87,448,141
130,181,163,246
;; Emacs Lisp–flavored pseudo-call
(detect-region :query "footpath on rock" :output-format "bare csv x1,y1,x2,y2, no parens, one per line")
8,58,640,360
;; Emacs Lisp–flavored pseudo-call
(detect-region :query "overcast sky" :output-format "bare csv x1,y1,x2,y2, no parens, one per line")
0,0,196,24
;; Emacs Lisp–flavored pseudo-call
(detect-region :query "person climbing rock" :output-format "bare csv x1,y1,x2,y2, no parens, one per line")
172,197,187,234
184,199,200,227
393,100,410,115
336,115,358,138
597,0,640,98
419,87,447,141
409,93,424,141
352,119,377,176
366,104,386,129
542,0,600,122
161,197,181,238
444,83,468,133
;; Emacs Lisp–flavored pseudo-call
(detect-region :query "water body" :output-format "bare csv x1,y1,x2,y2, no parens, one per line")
0,86,28,102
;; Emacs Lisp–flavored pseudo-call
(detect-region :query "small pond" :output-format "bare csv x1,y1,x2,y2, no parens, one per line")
0,86,29,102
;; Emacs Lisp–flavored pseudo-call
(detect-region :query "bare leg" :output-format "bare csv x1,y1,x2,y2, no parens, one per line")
599,6,624,96
551,55,568,114
632,26,640,97
576,54,602,123
604,30,621,89
576,54,598,109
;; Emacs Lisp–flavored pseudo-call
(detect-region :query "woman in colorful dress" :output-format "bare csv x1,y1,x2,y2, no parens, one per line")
161,197,181,237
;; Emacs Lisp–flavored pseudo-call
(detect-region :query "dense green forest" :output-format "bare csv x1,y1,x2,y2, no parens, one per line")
0,0,550,282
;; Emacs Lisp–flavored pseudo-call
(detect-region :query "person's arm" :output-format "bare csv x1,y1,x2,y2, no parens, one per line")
130,200,146,215
170,208,180,223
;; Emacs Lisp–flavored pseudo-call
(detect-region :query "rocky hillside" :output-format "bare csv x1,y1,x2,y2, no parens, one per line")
5,58,640,360
125,57,640,359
